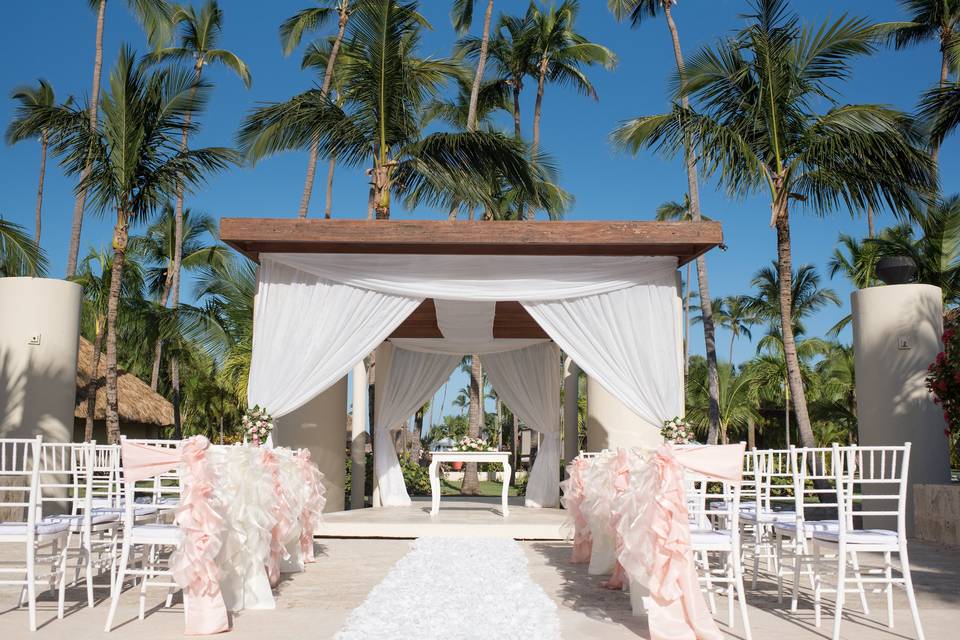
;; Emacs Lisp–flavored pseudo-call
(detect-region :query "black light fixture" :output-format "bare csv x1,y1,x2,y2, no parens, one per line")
875,256,917,285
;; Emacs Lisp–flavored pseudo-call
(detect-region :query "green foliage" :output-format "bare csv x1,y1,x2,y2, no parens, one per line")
0,218,47,277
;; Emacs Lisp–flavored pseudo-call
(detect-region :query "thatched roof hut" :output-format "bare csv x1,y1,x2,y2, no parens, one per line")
74,337,172,440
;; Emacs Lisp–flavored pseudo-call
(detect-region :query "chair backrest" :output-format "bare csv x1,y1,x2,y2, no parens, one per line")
753,449,795,513
0,437,42,527
118,437,181,527
122,437,181,506
833,443,911,538
37,441,92,518
740,445,757,506
73,442,122,513
686,470,742,543
787,446,850,525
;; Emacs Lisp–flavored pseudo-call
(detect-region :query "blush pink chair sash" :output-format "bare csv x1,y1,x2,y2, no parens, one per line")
618,443,746,640
121,437,230,635
560,456,592,563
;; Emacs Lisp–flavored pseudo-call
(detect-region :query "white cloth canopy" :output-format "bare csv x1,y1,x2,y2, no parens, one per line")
372,344,460,507
248,252,683,508
482,343,562,508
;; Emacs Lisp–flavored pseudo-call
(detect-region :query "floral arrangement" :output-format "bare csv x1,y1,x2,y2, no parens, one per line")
242,405,274,447
926,322,959,439
451,436,496,452
661,416,696,445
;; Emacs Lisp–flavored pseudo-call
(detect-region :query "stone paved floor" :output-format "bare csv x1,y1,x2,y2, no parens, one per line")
0,538,956,638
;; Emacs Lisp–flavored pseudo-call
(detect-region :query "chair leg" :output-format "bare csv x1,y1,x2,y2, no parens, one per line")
791,536,803,612
726,555,735,627
732,546,753,640
27,541,37,632
57,537,69,619
813,539,822,628
883,551,894,628
899,545,926,640
850,550,870,615
775,531,784,603
751,529,761,590
700,550,717,614
832,542,847,640
138,546,151,620
105,540,131,632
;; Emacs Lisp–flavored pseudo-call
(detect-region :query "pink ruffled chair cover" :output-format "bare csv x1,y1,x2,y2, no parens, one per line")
559,456,592,563
617,443,746,640
120,437,230,635
261,449,296,586
296,449,326,563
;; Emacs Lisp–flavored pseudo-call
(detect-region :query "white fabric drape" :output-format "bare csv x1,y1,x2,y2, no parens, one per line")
248,259,422,417
434,299,495,341
265,253,677,300
523,282,683,427
374,345,460,506
482,343,562,508
389,338,548,355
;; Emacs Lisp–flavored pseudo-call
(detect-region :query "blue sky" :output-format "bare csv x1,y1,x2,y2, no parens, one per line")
2,1,956,430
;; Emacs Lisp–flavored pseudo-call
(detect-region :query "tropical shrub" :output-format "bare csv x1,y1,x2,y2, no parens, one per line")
926,320,960,442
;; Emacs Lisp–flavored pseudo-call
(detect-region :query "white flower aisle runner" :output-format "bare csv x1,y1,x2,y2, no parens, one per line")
335,537,561,640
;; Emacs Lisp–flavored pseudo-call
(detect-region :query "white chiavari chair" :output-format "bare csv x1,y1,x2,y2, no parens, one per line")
773,446,868,614
687,472,752,640
104,437,183,632
812,443,925,640
740,448,796,588
0,437,70,631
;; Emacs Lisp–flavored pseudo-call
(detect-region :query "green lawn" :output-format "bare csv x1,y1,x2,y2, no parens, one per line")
440,479,518,497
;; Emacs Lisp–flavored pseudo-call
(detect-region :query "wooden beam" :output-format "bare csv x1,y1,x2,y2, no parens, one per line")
388,300,549,339
219,218,722,265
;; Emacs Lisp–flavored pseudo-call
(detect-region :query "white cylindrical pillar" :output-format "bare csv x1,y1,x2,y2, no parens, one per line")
371,342,395,508
0,277,81,442
275,376,349,513
586,376,661,451
852,284,951,532
562,357,580,463
350,359,368,510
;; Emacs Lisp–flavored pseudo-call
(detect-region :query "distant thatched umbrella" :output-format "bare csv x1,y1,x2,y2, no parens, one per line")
75,337,173,437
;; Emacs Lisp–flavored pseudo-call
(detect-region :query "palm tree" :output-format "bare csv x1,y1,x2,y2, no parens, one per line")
525,1,616,161
715,296,756,366
812,343,859,444
51,47,235,442
67,0,173,278
892,0,960,164
611,0,723,444
452,0,497,135
129,205,231,390
614,0,933,452
459,13,538,139
655,195,696,372
239,0,534,220
686,360,757,445
151,0,249,436
280,0,356,217
0,217,47,277
72,248,146,441
6,80,67,250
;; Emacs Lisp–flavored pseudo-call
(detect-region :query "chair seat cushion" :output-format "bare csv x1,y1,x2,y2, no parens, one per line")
774,520,840,536
93,505,158,517
131,523,181,544
690,529,734,548
44,513,119,527
0,521,70,536
812,528,899,545
740,509,795,523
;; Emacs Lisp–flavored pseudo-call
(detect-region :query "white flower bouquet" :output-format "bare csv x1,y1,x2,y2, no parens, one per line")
661,416,696,445
451,436,496,452
241,405,274,447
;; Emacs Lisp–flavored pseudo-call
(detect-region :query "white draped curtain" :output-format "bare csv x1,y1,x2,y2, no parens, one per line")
248,253,683,508
373,344,460,506
482,343,562,508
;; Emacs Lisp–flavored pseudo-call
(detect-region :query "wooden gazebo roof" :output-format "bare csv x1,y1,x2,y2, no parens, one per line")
219,218,724,340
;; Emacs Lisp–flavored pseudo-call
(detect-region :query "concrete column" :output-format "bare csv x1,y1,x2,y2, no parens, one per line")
852,284,951,532
562,357,581,463
276,377,348,513
350,360,367,510
0,278,81,442
586,376,661,451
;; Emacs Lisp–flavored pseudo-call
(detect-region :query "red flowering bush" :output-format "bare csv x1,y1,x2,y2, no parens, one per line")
926,322,960,439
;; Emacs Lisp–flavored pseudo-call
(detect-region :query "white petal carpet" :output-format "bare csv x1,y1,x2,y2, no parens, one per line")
335,537,561,640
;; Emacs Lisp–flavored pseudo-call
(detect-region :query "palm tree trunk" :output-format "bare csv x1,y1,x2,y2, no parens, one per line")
932,37,951,166
448,203,459,221
510,411,519,487
866,204,875,239
774,195,816,451
33,132,47,250
729,331,736,367
298,2,350,216
324,154,336,219
84,316,106,442
511,85,522,139
67,0,107,278
664,3,721,444
747,416,756,451
462,356,483,495
531,57,548,158
150,275,173,390
466,0,495,131
105,211,129,445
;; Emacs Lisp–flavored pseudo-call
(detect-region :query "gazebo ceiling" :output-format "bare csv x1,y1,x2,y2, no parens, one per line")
220,218,724,339
219,218,723,265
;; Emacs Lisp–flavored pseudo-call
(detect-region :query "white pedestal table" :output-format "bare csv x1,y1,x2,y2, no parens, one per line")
427,451,512,517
